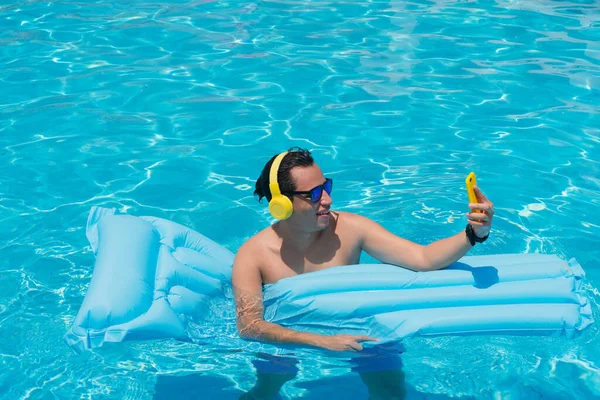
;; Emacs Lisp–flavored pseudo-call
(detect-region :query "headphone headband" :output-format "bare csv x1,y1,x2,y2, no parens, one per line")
269,151,288,197
267,151,293,220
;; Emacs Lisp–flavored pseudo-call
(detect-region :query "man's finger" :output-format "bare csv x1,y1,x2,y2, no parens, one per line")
468,220,485,227
468,204,486,214
467,213,488,222
350,341,363,351
355,336,379,342
473,186,488,202
468,203,493,212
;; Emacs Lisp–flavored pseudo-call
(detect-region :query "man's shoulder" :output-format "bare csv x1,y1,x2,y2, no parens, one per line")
333,211,382,242
235,226,276,260
334,211,370,226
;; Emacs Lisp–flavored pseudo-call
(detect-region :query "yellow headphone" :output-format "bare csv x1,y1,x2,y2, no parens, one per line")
268,151,294,220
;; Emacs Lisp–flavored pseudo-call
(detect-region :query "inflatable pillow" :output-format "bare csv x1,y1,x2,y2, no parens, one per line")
64,207,234,353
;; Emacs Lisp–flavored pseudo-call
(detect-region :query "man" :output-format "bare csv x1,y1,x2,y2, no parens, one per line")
233,148,494,399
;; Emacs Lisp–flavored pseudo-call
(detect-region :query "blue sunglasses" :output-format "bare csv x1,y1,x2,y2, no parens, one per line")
288,178,333,203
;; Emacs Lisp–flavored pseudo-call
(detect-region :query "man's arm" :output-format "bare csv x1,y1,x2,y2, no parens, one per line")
356,214,471,272
232,242,376,351
232,245,323,346
356,188,494,272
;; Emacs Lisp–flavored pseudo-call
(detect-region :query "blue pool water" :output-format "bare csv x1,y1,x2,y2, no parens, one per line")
1,0,599,398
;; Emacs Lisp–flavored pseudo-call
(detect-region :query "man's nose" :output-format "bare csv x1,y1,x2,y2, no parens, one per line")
321,190,333,205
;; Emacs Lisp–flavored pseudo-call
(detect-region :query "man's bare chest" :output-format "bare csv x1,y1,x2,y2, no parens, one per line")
260,239,361,284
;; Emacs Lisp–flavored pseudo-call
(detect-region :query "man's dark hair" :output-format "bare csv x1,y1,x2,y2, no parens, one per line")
254,147,314,203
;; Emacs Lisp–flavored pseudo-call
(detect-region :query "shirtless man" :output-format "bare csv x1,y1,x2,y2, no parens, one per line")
233,148,494,399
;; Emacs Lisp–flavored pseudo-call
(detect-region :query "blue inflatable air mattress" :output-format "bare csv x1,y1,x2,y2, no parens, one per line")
64,207,593,353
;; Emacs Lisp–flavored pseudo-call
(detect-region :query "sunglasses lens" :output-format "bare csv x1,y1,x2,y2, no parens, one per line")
309,179,332,202
310,186,323,203
324,178,333,194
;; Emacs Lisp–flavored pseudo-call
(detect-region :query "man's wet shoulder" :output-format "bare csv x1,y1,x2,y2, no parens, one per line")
242,226,279,252
332,211,363,227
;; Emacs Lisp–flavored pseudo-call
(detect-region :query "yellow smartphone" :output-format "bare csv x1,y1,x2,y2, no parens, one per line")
466,172,482,213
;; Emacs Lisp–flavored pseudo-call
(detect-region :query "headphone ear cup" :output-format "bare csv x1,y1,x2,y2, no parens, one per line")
269,195,293,220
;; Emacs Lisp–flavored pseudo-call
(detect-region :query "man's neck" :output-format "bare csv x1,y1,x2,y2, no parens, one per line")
277,222,323,253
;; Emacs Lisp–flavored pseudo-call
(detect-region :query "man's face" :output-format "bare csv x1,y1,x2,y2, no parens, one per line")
288,164,332,232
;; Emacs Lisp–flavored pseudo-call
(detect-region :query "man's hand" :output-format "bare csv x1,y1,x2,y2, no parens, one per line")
317,334,379,352
467,186,494,238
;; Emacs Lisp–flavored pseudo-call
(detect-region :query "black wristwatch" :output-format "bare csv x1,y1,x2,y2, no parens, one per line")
465,224,489,246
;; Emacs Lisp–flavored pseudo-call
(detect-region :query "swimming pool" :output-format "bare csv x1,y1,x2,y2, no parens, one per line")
1,0,599,398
